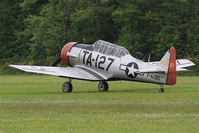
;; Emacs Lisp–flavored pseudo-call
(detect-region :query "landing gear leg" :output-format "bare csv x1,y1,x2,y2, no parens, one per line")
62,78,73,93
159,84,164,93
98,81,109,92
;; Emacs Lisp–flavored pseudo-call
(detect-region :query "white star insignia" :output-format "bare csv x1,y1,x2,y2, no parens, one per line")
127,64,136,77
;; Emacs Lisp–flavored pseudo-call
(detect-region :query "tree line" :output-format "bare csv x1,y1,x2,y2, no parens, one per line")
0,0,198,73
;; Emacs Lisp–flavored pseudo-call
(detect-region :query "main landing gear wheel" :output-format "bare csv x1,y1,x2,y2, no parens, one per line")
62,81,73,93
98,81,109,92
159,85,164,93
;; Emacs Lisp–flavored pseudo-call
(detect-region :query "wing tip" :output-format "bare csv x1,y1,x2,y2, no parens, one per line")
9,64,15,68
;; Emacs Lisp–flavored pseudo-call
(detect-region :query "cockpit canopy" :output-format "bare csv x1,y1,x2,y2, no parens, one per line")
93,40,130,57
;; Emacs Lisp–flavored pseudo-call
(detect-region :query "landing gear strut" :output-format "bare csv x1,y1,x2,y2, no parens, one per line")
159,84,164,93
98,81,109,92
62,78,73,93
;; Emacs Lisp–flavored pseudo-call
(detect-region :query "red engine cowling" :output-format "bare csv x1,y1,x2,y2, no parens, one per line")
61,42,77,66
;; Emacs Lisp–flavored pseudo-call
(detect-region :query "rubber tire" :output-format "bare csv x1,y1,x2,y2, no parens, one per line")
62,82,73,93
159,88,164,93
98,81,109,92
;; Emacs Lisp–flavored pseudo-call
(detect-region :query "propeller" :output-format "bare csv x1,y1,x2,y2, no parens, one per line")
51,58,61,66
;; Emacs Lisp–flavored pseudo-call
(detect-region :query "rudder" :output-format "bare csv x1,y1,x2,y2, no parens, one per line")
159,47,176,85
166,47,176,85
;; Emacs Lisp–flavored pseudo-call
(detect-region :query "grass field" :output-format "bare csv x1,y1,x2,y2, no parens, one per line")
0,75,199,133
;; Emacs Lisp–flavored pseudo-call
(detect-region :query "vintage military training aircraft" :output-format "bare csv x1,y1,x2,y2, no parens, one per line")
9,40,195,93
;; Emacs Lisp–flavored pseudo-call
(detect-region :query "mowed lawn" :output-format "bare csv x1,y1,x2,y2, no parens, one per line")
0,75,199,133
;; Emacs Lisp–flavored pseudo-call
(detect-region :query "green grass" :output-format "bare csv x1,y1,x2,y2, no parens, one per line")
0,75,199,133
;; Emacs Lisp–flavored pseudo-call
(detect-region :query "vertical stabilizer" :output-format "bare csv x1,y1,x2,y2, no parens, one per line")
159,50,170,73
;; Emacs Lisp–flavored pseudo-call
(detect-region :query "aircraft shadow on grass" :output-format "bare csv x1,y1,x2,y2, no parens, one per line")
73,88,157,94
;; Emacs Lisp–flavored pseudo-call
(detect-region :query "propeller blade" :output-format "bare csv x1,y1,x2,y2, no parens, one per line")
51,58,61,66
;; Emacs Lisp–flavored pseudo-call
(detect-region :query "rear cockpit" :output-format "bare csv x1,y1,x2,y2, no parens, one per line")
93,40,130,57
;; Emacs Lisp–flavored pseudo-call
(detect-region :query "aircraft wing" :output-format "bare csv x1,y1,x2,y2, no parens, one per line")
9,65,108,81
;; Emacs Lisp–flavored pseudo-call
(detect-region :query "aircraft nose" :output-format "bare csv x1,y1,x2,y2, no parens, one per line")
61,42,77,66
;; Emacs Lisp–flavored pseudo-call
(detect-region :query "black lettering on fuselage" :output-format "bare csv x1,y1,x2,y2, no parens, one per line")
95,55,99,68
86,53,92,66
82,50,115,71
139,73,160,81
83,51,89,64
98,56,106,70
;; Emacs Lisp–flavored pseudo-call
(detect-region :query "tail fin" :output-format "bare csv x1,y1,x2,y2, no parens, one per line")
159,47,176,85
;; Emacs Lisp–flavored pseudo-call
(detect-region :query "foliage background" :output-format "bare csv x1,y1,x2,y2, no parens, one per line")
0,0,198,74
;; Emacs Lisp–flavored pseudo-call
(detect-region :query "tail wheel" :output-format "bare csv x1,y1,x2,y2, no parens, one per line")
62,82,73,93
159,87,164,93
98,81,109,92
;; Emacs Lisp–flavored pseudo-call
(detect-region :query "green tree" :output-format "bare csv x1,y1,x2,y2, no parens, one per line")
0,1,22,63
0,0,48,65
67,0,118,43
1,0,198,73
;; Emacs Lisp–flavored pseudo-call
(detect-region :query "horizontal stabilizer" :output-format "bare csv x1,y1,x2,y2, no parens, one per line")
138,67,165,73
176,59,195,71
150,59,195,72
